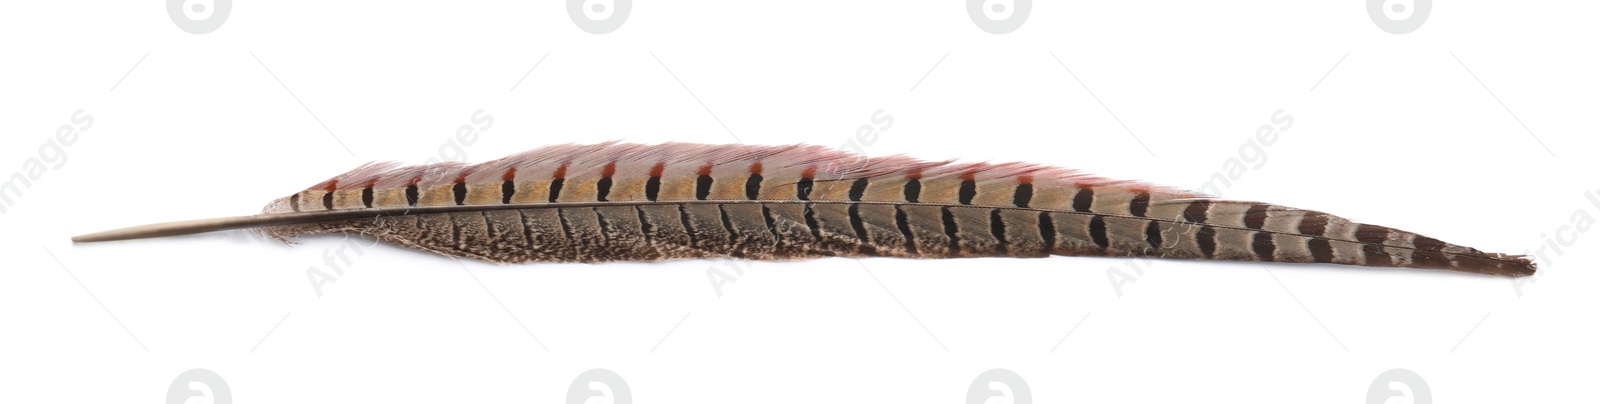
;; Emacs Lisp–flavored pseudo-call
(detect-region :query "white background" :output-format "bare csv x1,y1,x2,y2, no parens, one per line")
2,1,1596,403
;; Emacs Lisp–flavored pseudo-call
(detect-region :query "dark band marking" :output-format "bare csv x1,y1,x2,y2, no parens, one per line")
1072,187,1094,213
1013,183,1034,208
1088,215,1110,249
797,166,816,201
1308,239,1335,263
1243,203,1270,230
361,186,375,208
500,168,517,205
596,162,616,202
635,205,653,240
1354,224,1390,244
802,203,821,240
761,204,779,244
904,178,922,203
989,209,1008,254
1037,212,1056,253
556,208,574,241
405,184,420,206
1252,232,1276,262
1128,191,1150,217
677,204,698,243
848,204,868,243
1413,235,1448,252
322,185,336,210
1297,212,1327,237
1182,200,1211,224
1144,220,1162,251
941,206,960,256
1363,244,1392,266
646,162,664,202
745,162,764,200
548,162,568,204
716,203,737,245
1195,225,1217,258
848,178,868,201
1411,249,1453,268
958,174,977,205
695,167,714,201
452,180,468,206
593,207,611,243
895,205,917,254
289,194,301,212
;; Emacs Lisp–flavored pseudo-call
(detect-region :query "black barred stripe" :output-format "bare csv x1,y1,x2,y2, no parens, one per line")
989,209,1008,254
717,204,737,244
904,179,921,203
695,175,713,200
848,178,868,201
323,191,335,210
289,194,301,211
405,184,420,206
745,174,763,200
636,206,653,239
1038,212,1055,253
1088,215,1109,249
848,204,868,244
1298,212,1327,238
1196,225,1217,258
1355,224,1390,244
1013,183,1033,208
677,205,699,242
593,207,610,243
1243,204,1269,230
1363,244,1392,266
645,176,662,201
1128,191,1150,217
556,208,574,240
362,186,375,208
761,205,779,244
895,206,917,254
1072,188,1093,212
1144,220,1162,250
1413,235,1448,251
941,206,960,255
500,181,514,204
547,179,564,203
1308,239,1335,263
596,176,613,202
958,179,976,205
1411,249,1453,268
1252,232,1275,262
796,177,814,200
1182,200,1211,223
802,203,822,239
452,182,468,205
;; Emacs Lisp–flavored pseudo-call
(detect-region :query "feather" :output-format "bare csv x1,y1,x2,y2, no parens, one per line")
72,142,1535,277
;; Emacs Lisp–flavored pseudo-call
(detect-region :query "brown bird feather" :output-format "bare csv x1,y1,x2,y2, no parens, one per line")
72,142,1535,277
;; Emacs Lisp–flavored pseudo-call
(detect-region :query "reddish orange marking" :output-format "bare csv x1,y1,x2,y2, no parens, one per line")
750,161,763,175
801,166,817,179
502,167,517,181
648,162,665,177
454,174,468,183
696,163,713,176
601,161,617,178
322,180,339,191
552,162,569,179
959,172,976,181
1017,175,1033,184
407,176,421,186
905,169,923,180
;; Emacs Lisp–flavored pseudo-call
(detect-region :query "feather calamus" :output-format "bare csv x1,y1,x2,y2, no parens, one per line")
72,142,1535,277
